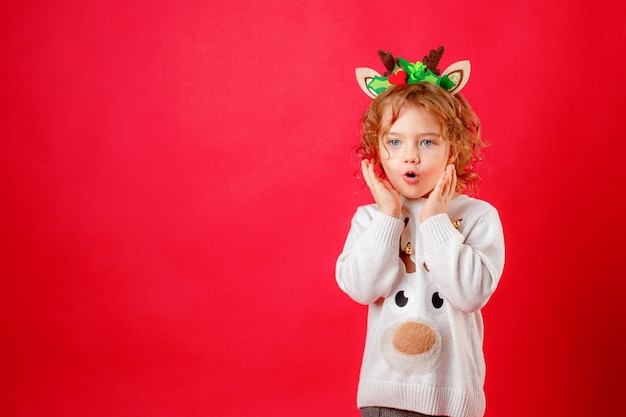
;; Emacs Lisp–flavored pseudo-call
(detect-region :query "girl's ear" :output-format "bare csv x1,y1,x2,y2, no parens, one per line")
442,60,471,95
355,67,382,99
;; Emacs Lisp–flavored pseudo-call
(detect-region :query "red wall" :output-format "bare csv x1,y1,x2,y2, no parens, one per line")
2,1,625,416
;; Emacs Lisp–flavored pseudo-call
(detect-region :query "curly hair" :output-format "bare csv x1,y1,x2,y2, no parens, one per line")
357,82,487,196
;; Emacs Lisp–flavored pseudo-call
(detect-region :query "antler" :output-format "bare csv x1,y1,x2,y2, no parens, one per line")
377,50,397,75
422,46,445,76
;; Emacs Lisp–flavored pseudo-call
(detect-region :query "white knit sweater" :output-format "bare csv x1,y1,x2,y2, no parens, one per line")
336,195,505,417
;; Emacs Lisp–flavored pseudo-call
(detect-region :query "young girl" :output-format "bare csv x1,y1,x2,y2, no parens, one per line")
336,49,505,417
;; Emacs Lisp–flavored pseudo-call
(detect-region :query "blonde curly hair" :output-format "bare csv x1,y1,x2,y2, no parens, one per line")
358,82,487,196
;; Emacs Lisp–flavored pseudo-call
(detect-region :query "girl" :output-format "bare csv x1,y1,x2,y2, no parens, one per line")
336,50,505,417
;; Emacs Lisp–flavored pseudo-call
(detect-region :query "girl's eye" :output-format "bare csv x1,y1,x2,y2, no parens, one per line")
421,139,433,147
388,139,401,146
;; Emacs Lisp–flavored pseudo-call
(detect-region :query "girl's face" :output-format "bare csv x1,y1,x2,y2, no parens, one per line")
378,105,451,199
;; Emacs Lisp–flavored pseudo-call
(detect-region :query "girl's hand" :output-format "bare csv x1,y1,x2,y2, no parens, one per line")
420,164,456,222
361,159,402,218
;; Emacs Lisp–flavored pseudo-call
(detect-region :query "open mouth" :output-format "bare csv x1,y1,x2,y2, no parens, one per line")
403,171,419,184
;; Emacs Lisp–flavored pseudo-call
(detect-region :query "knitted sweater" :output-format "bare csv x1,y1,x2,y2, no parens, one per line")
336,195,505,417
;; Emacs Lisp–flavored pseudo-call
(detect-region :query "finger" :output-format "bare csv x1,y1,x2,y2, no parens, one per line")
434,168,448,196
449,165,457,196
443,164,455,197
381,179,397,194
440,165,454,196
361,160,373,189
363,160,385,194
368,161,382,188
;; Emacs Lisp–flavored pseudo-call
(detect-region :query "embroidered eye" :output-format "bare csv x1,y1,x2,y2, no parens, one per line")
389,285,415,313
395,290,409,307
425,284,446,315
431,292,444,309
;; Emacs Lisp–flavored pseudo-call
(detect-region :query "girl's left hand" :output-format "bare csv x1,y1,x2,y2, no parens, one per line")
420,164,456,222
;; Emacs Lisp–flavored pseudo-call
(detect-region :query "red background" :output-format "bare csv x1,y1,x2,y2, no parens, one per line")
2,1,625,416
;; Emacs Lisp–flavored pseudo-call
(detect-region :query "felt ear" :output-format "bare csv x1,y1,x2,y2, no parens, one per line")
442,60,471,95
355,67,382,99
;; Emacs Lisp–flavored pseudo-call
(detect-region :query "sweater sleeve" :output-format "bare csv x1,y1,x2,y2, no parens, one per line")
419,207,505,313
335,206,405,305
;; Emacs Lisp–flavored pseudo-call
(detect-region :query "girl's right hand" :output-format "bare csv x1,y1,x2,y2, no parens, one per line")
361,159,402,218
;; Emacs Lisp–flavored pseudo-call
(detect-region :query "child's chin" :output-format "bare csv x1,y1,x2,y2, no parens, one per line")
402,191,427,200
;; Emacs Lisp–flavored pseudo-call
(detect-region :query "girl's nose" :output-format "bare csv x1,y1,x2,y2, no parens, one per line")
404,150,419,163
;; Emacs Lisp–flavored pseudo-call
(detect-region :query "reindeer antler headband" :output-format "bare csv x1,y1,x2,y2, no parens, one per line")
355,46,471,98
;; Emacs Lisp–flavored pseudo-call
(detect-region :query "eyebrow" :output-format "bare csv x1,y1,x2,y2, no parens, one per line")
387,131,441,137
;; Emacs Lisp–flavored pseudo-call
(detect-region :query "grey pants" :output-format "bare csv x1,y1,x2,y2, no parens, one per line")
361,407,447,417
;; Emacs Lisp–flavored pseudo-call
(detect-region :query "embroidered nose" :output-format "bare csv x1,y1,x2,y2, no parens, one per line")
392,321,436,355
